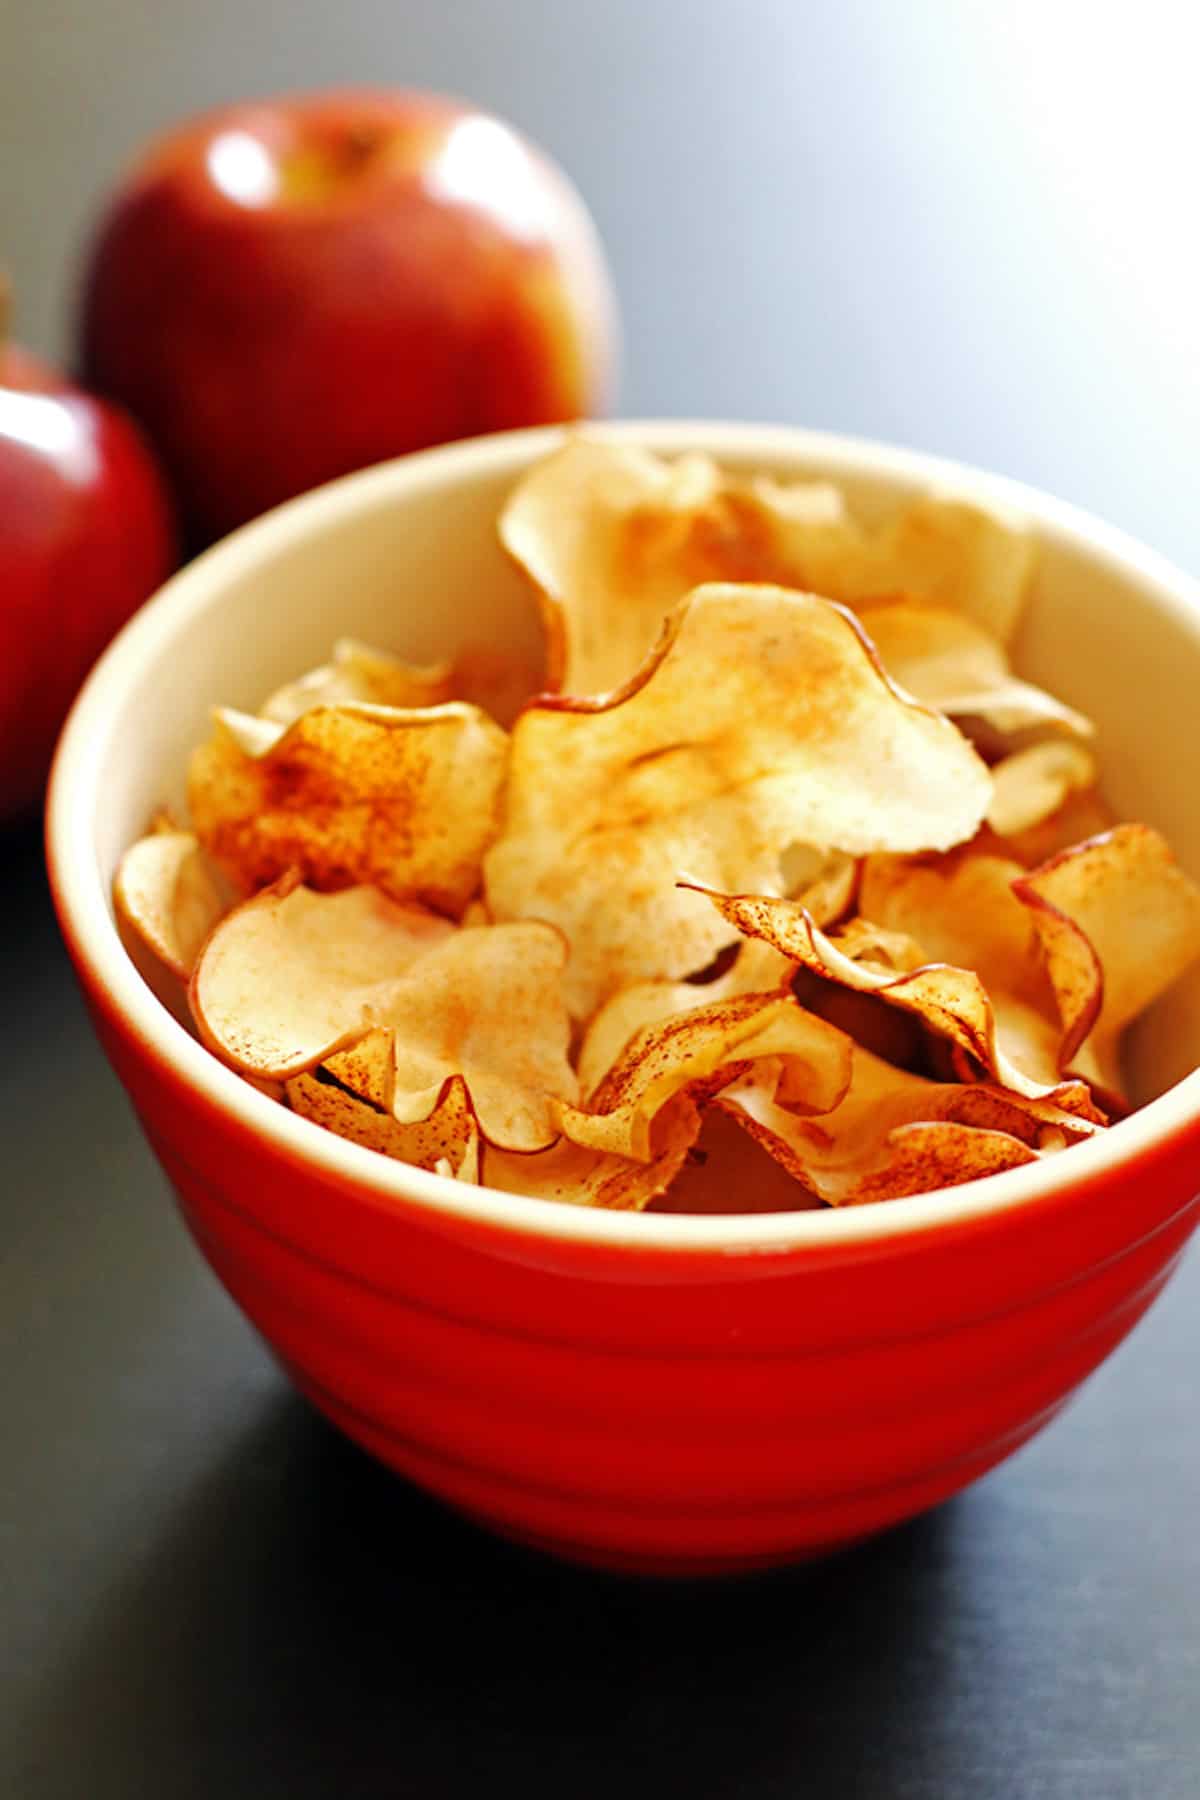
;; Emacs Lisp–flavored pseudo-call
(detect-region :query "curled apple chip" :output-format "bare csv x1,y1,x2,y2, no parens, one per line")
690,881,1098,1112
718,1042,1092,1206
987,740,1098,839
485,1094,702,1211
501,441,1036,696
261,639,540,731
287,1036,480,1183
500,439,842,694
448,646,543,729
822,495,1036,643
261,639,456,725
485,584,992,1018
780,844,859,923
859,849,1037,992
560,990,854,1162
196,896,576,1149
191,878,456,1079
114,828,228,980
1013,825,1200,1092
858,603,1093,742
854,848,1104,1105
575,938,796,1100
188,700,508,912
379,922,577,1151
994,783,1115,868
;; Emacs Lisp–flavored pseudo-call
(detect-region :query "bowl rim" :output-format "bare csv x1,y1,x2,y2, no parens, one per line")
45,418,1200,1253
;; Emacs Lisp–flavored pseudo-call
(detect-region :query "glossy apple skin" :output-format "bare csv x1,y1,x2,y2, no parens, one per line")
0,349,175,822
79,89,618,544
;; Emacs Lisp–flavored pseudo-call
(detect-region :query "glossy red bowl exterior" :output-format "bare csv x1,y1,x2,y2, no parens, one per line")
47,423,1200,1575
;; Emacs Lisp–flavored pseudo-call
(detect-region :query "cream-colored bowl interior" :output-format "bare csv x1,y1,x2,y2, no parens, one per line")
51,421,1200,1240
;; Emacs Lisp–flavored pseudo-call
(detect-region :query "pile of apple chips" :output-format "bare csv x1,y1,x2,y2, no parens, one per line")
115,441,1200,1209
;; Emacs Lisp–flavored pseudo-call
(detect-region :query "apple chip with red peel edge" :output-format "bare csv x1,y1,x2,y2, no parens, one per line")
261,641,540,733
190,879,456,1080
746,481,1037,643
576,938,796,1101
717,1042,1089,1207
560,991,854,1163
499,439,847,695
821,915,931,973
781,844,859,924
306,1024,397,1108
994,784,1115,869
987,741,1098,840
287,1031,480,1181
841,1124,1037,1205
1013,824,1200,1093
377,922,577,1152
687,880,1099,1115
501,440,1035,698
114,829,229,981
857,602,1093,741
819,492,1037,644
261,639,456,725
484,1093,702,1210
187,699,508,912
859,849,1039,994
447,646,544,729
856,849,1106,1113
484,584,993,1019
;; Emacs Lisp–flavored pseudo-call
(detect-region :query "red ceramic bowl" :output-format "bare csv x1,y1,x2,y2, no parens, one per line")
47,423,1200,1576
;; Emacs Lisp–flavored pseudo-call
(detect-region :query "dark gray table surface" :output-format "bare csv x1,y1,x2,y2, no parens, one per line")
4,6,1200,1796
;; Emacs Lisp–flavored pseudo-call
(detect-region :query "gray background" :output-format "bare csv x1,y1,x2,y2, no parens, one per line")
4,3,1200,1796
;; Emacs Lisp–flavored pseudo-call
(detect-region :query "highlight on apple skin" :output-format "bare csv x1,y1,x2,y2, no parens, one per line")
0,336,175,823
78,88,621,545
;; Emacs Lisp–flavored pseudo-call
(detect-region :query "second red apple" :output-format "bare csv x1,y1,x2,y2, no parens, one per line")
79,89,619,544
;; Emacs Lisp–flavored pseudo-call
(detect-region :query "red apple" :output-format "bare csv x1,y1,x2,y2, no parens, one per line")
0,332,175,822
79,89,619,544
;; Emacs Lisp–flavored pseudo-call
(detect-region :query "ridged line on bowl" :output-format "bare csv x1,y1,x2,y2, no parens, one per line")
157,1134,1184,1548
47,421,1200,1572
195,1219,1174,1506
165,1134,1190,1430
281,1373,1070,1569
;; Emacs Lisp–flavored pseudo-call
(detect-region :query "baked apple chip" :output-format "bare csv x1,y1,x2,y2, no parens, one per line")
261,639,456,723
559,990,854,1162
1014,825,1200,1093
114,827,228,981
188,700,508,912
484,1094,702,1211
485,584,992,1017
194,894,576,1151
718,1042,1095,1207
858,603,1092,742
501,440,1036,696
691,881,1100,1116
987,740,1098,839
190,878,455,1078
287,1033,480,1183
